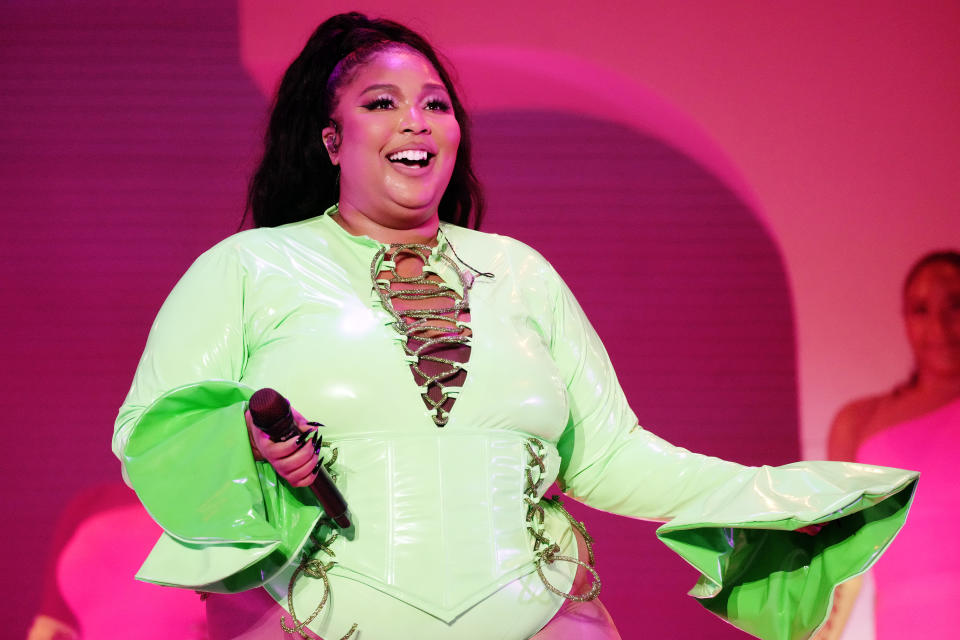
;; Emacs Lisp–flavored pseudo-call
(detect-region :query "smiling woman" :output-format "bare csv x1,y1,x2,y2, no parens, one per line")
113,11,918,640
321,47,461,242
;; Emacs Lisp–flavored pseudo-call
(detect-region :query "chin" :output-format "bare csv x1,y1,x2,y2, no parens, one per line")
387,178,449,209
389,195,443,216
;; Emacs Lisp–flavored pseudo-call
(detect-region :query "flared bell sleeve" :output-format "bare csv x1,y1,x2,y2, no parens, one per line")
112,242,320,593
541,257,917,640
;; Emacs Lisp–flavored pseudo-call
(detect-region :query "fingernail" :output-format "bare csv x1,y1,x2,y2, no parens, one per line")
306,421,324,427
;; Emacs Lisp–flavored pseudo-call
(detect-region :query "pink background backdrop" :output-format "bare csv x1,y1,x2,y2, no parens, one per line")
2,1,958,637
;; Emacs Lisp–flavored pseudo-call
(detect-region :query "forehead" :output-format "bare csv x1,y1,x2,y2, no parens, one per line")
906,262,960,297
343,47,445,93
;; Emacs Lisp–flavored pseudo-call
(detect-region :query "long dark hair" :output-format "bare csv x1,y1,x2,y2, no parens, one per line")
245,12,484,229
902,249,960,297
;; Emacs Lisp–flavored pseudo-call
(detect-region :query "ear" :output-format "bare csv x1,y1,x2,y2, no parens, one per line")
321,124,341,166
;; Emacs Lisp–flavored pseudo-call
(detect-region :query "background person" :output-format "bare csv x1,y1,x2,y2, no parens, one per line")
820,250,960,640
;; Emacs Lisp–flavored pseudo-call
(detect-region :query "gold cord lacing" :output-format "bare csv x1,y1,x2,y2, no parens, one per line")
279,450,358,640
371,243,471,427
524,438,602,602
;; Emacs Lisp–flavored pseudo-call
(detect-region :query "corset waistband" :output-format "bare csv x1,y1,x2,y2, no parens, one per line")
278,429,562,622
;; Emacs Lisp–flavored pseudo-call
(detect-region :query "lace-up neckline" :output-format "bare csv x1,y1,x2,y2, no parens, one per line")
370,242,472,427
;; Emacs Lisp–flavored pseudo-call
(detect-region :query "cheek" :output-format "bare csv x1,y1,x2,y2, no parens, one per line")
450,126,462,152
339,117,390,161
439,127,461,179
440,119,461,153
950,310,960,330
904,317,926,348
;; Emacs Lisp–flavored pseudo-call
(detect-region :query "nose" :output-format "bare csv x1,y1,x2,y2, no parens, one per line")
400,105,429,134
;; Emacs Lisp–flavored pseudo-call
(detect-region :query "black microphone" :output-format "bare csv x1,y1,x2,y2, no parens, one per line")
248,388,351,529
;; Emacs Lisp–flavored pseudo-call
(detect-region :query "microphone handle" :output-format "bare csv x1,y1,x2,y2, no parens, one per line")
308,465,351,529
249,388,351,528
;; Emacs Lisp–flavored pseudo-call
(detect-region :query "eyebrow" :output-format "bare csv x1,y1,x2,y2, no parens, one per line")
359,82,449,95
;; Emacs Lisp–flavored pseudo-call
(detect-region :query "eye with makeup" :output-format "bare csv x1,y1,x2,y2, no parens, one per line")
362,95,396,111
424,96,452,112
360,94,452,113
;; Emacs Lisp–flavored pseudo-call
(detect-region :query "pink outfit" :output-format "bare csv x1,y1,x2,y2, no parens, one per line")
56,500,207,639
856,398,960,639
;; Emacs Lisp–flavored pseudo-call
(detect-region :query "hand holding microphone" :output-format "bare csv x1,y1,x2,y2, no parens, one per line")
245,388,351,528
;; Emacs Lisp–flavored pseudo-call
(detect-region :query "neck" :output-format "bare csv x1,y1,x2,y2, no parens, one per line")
334,201,439,246
914,370,960,399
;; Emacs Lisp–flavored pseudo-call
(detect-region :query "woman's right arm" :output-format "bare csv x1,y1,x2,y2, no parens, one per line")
113,242,249,464
113,240,320,488
112,240,323,593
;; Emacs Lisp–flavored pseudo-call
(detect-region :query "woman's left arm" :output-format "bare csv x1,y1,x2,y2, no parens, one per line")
537,255,916,640
544,259,748,518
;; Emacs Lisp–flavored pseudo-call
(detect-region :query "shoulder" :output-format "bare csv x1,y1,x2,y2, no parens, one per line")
827,394,883,460
191,217,328,270
440,223,517,253
191,227,265,262
440,224,558,282
834,395,883,425
203,220,309,254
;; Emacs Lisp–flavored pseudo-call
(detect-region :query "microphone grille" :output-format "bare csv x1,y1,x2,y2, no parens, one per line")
249,387,289,424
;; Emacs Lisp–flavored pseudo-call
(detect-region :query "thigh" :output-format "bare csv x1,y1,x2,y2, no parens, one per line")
529,524,622,640
529,597,621,640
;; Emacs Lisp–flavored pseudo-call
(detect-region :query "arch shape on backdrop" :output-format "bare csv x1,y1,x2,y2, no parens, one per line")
450,46,766,224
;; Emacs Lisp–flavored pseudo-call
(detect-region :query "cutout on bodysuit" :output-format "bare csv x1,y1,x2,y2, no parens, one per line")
371,244,472,427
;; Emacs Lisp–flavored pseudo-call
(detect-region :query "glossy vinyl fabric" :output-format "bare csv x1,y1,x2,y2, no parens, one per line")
116,207,918,639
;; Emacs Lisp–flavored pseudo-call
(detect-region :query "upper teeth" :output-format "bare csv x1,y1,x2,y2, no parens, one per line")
389,150,429,162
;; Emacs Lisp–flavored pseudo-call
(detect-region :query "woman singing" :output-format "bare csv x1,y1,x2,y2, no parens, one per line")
114,12,917,640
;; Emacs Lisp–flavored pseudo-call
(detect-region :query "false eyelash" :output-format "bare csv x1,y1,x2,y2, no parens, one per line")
363,96,395,110
424,98,452,112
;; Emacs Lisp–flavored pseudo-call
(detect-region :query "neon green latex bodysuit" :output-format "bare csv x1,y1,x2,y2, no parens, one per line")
114,208,917,640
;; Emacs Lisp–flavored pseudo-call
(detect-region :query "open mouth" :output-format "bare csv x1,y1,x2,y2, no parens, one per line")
387,149,433,168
